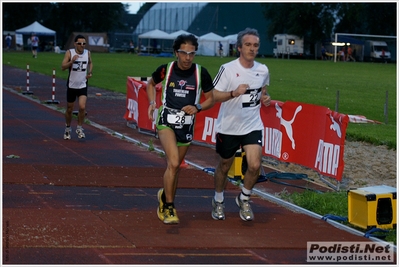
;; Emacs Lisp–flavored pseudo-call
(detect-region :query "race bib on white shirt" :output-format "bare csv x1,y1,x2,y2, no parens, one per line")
241,87,262,108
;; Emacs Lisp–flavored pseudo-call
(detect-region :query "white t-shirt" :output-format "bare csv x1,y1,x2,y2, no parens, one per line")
213,58,269,135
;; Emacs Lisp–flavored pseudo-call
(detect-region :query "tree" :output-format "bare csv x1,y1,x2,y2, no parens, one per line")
2,2,128,48
262,3,396,55
263,3,333,39
2,3,54,30
334,3,396,36
262,3,336,54
49,3,127,47
137,2,156,15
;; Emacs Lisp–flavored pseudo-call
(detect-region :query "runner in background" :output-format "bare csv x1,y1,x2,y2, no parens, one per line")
61,34,93,140
5,33,12,51
31,33,39,58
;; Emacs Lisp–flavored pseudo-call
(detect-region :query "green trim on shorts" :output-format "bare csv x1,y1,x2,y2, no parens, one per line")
177,142,190,147
156,124,191,147
156,124,169,131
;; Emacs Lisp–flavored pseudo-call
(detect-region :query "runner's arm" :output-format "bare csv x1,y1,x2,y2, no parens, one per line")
61,50,72,71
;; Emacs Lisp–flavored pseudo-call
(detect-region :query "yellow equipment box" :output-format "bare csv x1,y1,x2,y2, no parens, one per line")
348,185,396,230
227,149,260,180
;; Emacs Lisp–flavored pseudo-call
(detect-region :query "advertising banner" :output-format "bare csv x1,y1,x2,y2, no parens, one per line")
261,101,348,180
125,77,349,181
124,77,162,132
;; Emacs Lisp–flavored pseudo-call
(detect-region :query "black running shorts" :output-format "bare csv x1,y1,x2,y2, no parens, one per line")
66,87,88,103
215,130,263,159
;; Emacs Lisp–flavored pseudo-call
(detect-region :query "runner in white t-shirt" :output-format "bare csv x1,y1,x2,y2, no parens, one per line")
30,33,39,58
211,28,271,222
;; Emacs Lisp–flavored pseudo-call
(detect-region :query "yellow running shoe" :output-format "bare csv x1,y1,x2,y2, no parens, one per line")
157,188,165,221
163,205,179,224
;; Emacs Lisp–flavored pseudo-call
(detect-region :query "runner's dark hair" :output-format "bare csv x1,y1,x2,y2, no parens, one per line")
173,34,198,51
74,34,86,42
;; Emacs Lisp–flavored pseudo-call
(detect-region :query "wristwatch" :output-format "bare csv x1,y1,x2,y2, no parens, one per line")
195,103,202,113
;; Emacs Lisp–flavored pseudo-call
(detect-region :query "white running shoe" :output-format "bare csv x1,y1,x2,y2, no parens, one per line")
64,127,71,140
211,198,225,220
236,195,254,221
76,127,85,139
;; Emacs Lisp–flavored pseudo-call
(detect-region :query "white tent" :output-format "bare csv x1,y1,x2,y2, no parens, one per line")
168,30,197,40
224,34,238,45
15,21,56,46
138,29,170,52
198,32,228,56
138,29,170,39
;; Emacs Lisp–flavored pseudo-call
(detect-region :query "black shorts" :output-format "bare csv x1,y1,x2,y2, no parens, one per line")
66,87,88,103
216,130,263,159
157,124,193,146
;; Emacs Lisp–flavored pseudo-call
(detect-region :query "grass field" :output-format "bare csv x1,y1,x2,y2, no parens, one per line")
3,51,397,148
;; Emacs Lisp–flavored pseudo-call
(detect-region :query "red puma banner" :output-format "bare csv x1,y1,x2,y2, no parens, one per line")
260,101,348,181
125,77,349,181
124,77,162,132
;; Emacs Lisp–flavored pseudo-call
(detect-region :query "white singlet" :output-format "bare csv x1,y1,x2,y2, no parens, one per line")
67,49,89,89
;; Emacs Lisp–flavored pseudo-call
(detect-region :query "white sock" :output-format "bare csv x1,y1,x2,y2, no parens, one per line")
240,187,251,201
214,191,224,203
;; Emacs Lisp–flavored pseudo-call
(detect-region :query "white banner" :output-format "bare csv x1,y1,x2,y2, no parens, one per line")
88,36,104,46
15,34,23,45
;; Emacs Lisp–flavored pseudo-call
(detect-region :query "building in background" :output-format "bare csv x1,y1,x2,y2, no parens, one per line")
132,2,273,56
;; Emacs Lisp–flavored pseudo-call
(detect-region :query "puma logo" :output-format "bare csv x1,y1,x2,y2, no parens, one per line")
131,79,142,98
275,103,302,149
329,114,342,138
